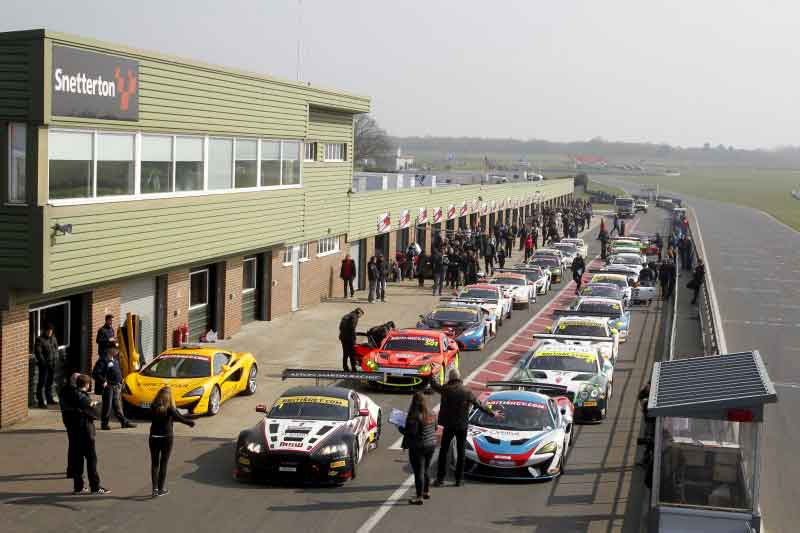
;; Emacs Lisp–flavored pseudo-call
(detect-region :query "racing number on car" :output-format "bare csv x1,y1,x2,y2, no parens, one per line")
424,339,438,347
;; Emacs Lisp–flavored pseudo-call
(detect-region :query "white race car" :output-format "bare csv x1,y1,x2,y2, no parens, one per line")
540,313,620,364
487,272,536,309
510,264,551,295
552,242,578,268
561,238,588,258
454,284,513,326
589,273,632,304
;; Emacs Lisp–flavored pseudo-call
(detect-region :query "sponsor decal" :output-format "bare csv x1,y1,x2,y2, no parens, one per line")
399,209,411,229
417,207,429,225
432,207,443,224
377,212,391,233
157,354,208,361
52,45,139,120
275,396,349,407
279,441,304,448
487,400,545,408
329,460,347,469
535,350,597,362
447,204,456,220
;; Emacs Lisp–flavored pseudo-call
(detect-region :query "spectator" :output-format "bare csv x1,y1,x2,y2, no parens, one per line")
497,247,506,270
340,254,357,298
483,237,495,276
72,374,110,494
524,234,534,261
611,214,620,236
367,256,378,303
96,314,117,360
399,391,437,505
688,259,706,304
338,307,364,372
447,249,461,289
571,254,586,294
34,324,59,408
416,251,427,288
431,250,445,296
149,386,195,497
92,346,136,430
59,372,81,479
376,254,388,302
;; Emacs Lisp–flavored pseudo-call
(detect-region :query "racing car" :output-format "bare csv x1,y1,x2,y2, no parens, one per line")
568,296,631,341
511,343,614,421
589,273,632,304
542,313,620,363
459,386,574,480
234,384,381,484
122,346,258,416
561,238,588,258
552,242,578,268
416,302,497,351
533,248,566,268
359,329,460,387
510,264,551,295
578,282,625,301
487,271,536,309
455,284,513,325
530,256,564,284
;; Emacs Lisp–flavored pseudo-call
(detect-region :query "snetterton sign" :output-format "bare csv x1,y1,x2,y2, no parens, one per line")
52,45,139,121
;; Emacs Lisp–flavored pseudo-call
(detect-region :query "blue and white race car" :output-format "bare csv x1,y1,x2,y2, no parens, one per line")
459,388,574,480
416,302,497,351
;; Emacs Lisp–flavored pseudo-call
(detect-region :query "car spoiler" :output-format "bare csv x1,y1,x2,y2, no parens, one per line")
282,368,385,385
533,333,614,342
588,268,634,275
486,381,569,397
439,296,495,305
551,309,621,319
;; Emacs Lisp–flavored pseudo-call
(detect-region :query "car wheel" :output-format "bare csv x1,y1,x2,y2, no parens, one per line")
243,365,258,396
479,331,486,351
375,410,382,444
351,441,360,479
498,314,503,327
607,383,613,401
207,386,221,416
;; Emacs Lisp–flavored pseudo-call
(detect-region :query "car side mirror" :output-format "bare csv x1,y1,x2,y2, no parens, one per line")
255,404,268,413
358,408,369,417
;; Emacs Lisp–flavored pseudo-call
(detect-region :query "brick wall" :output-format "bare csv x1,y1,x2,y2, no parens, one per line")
89,285,121,367
388,230,397,261
165,270,189,348
365,236,375,262
0,305,30,427
300,237,342,307
424,225,432,255
222,257,243,339
271,249,292,317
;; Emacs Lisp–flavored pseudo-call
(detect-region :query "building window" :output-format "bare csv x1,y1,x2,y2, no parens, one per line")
208,138,233,190
242,256,257,292
260,140,281,187
175,137,204,192
48,130,93,200
282,141,301,186
298,242,309,261
304,142,316,162
317,235,339,256
8,123,26,203
28,301,71,353
141,135,173,194
282,246,293,265
190,269,209,308
96,133,135,197
325,143,346,162
235,139,258,188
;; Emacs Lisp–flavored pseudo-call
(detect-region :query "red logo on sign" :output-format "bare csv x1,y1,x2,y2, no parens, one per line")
114,67,137,111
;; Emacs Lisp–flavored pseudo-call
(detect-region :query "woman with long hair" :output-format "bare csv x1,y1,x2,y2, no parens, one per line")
149,386,194,497
400,391,437,505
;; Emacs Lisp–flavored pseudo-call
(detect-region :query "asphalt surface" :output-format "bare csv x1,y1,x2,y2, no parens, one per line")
595,176,799,532
0,210,670,533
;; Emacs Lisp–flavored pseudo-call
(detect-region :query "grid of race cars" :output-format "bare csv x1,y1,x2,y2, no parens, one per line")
120,230,660,484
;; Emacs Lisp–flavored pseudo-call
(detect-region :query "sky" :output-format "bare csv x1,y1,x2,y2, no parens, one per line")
4,0,799,149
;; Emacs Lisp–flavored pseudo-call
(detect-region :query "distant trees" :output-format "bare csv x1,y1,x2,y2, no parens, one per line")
354,114,393,163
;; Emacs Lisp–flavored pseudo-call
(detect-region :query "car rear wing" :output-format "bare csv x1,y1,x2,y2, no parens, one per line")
486,381,569,397
533,333,614,342
551,309,620,320
439,296,494,305
282,368,385,386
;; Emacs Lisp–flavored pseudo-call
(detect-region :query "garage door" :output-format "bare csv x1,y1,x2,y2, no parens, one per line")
120,277,156,361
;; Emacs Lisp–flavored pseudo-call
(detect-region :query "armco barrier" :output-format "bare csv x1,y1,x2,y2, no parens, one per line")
686,206,725,356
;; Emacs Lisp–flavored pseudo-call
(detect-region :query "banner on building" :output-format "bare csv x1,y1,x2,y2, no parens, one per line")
377,213,391,233
432,207,443,224
447,204,457,220
459,200,469,217
399,209,411,229
417,207,429,225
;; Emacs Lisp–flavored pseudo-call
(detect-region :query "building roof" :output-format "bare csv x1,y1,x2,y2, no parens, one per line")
647,351,777,419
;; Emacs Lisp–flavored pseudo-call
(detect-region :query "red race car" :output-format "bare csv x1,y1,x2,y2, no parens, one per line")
359,329,460,388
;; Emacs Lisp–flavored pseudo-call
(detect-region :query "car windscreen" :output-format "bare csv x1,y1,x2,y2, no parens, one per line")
459,289,498,302
141,355,211,378
431,309,479,323
528,352,598,373
554,244,576,254
269,395,349,421
611,255,641,265
470,399,554,431
532,258,559,268
593,277,626,289
490,277,525,286
556,321,607,337
580,284,622,299
577,302,622,316
383,336,441,353
513,268,541,281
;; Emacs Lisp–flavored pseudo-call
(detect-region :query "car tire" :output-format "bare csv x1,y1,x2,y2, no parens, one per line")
242,365,258,396
498,314,503,327
375,410,382,444
351,441,360,480
207,386,221,416
479,331,486,351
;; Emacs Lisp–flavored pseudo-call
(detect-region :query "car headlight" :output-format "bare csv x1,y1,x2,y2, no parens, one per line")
418,364,431,374
590,388,599,398
319,443,349,456
537,441,557,454
246,442,262,454
184,386,205,398
365,359,379,371
579,390,589,400
615,320,625,328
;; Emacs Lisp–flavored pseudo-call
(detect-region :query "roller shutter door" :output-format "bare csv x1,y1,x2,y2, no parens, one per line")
120,277,156,360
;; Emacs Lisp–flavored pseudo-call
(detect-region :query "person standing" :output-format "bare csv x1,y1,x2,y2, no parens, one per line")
367,256,378,303
431,250,445,296
92,346,136,430
619,219,626,237
689,259,706,304
654,233,663,262
430,369,495,486
483,237,495,276
96,314,117,360
338,307,364,372
149,387,195,497
518,225,528,251
399,391,437,505
447,249,461,289
572,254,586,294
340,254,357,298
376,254,388,302
72,374,110,494
59,372,80,479
524,234,534,261
496,247,506,269
598,227,609,260
34,324,59,408
611,214,620,236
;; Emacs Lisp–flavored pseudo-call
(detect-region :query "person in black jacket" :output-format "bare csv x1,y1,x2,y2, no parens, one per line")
96,314,117,360
430,369,495,486
367,256,378,302
483,238,496,276
376,254,388,302
34,324,60,408
689,259,706,304
430,250,445,296
400,392,438,504
571,254,586,294
92,346,136,430
72,374,110,494
149,387,195,497
339,308,364,371
340,255,357,298
60,373,80,479
416,251,427,288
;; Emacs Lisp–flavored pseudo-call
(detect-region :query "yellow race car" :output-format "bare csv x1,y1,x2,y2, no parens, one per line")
122,346,258,416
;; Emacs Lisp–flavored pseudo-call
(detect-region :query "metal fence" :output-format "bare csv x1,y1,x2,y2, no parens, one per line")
686,208,725,356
